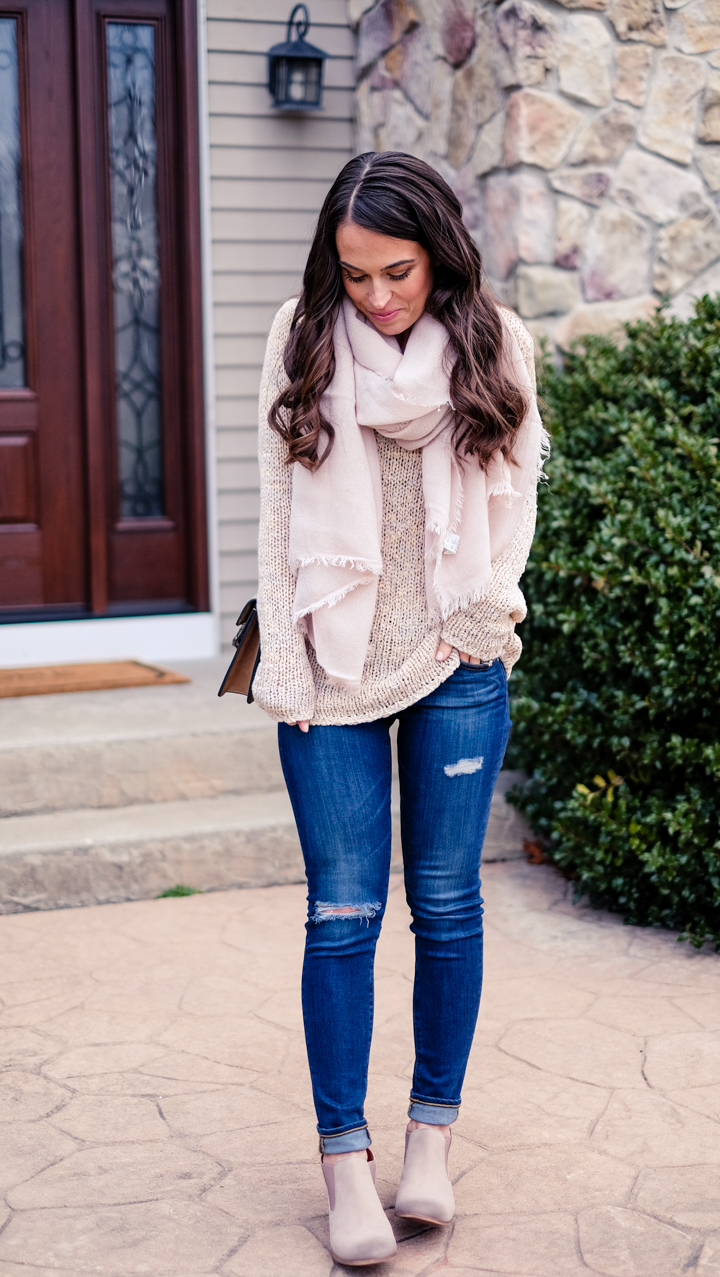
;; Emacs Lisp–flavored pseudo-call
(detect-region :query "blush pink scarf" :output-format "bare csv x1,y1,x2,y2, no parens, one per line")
288,297,546,684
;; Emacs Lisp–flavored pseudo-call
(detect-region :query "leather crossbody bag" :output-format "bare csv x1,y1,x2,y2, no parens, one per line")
217,599,261,702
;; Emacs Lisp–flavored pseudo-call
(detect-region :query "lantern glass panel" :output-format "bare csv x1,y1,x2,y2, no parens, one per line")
288,61,307,102
275,56,320,106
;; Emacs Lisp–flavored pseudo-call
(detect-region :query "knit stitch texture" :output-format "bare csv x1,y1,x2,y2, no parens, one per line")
253,299,539,726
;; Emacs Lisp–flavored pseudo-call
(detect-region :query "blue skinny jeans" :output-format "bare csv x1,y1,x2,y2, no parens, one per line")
278,658,511,1154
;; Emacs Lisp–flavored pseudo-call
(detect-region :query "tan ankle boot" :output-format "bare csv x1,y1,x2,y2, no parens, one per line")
395,1127,455,1225
321,1150,397,1266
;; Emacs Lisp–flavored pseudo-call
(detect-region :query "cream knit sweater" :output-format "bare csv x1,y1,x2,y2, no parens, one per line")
253,299,538,726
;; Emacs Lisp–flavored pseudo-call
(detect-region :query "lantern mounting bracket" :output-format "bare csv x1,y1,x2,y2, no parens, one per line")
287,3,309,41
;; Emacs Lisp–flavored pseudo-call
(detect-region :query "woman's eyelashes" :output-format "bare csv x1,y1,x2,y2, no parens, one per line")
343,269,412,284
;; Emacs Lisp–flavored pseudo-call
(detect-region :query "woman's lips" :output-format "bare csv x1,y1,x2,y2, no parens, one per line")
369,307,401,322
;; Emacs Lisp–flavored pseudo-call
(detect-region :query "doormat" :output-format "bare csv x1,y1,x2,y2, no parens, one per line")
0,660,191,698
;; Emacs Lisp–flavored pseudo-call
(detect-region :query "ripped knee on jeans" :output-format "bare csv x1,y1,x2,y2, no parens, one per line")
311,901,382,926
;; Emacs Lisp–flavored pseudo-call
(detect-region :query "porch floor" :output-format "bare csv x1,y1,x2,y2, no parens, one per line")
0,861,718,1275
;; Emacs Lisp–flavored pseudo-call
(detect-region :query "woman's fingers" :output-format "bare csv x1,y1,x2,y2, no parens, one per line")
435,642,481,665
288,719,310,732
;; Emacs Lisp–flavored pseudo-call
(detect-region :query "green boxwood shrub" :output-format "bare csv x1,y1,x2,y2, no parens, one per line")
507,295,720,949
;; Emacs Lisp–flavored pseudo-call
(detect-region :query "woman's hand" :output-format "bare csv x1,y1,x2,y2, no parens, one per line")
289,645,481,728
288,647,479,729
435,641,483,665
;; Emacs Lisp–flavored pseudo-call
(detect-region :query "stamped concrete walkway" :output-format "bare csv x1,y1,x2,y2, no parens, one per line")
0,860,718,1277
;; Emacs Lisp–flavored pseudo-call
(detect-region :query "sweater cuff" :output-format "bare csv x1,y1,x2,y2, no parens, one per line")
251,656,316,723
440,616,509,662
441,620,522,677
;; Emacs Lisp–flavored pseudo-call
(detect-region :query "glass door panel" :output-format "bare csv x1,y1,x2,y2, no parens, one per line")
88,0,206,610
0,17,25,390
106,21,164,519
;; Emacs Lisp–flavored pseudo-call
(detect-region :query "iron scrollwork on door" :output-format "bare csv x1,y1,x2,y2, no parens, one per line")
106,21,164,519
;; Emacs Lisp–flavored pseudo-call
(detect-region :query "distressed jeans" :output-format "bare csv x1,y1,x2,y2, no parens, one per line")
278,658,511,1153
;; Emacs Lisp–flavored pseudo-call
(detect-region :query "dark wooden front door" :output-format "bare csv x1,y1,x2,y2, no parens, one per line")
0,0,207,622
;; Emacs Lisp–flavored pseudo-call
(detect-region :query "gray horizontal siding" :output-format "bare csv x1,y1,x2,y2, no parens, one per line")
216,427,259,460
211,208,322,240
210,0,353,21
216,398,259,428
211,176,333,209
213,301,280,333
207,54,352,89
207,18,354,56
210,114,354,150
211,269,303,303
211,146,350,180
205,0,355,647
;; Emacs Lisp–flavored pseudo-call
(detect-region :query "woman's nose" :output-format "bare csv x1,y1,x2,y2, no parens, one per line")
367,279,392,309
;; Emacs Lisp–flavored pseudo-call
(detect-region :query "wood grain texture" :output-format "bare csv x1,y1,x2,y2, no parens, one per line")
0,437,37,523
0,0,87,613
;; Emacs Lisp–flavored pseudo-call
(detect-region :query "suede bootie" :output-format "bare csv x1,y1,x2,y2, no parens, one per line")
322,1150,397,1266
394,1126,455,1225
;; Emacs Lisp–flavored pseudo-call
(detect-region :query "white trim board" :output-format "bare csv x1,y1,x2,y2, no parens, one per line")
0,613,218,668
197,0,220,622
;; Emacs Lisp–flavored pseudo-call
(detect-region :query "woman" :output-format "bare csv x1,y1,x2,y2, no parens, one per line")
253,151,545,1266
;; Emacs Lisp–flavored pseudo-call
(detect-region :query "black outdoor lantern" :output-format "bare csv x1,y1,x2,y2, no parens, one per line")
268,4,327,112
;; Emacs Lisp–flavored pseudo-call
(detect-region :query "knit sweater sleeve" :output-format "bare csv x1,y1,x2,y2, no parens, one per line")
440,311,539,674
252,299,316,722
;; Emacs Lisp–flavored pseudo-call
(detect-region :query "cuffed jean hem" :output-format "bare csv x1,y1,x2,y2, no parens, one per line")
408,1101,460,1125
319,1126,371,1154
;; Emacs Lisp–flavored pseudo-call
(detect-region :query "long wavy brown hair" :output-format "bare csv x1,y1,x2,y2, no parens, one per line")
269,151,527,471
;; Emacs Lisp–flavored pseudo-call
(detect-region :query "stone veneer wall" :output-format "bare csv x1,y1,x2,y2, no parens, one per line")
349,0,720,345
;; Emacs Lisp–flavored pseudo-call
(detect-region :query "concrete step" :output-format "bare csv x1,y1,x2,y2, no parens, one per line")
0,658,282,817
0,657,532,913
0,722,282,818
0,790,304,913
0,775,531,915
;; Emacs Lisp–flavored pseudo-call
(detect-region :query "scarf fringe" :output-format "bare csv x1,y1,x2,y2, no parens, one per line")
488,479,522,507
293,576,370,622
291,553,382,575
431,585,490,623
428,517,491,622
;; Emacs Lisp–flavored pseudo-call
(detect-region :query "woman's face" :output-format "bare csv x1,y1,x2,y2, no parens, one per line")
335,221,433,338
